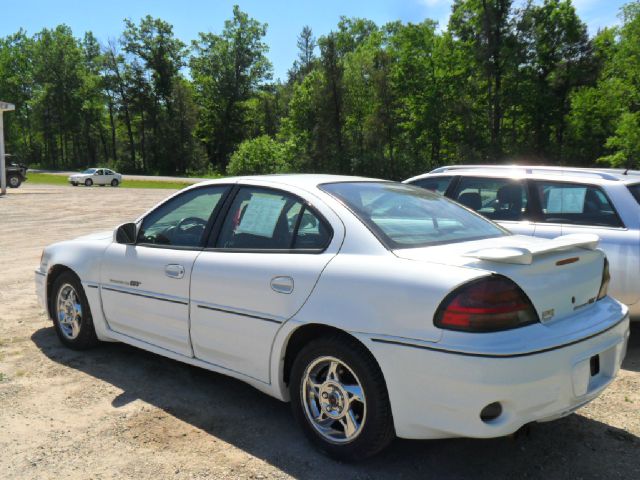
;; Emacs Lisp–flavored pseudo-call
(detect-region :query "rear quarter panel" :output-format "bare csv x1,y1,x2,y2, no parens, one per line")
292,253,489,342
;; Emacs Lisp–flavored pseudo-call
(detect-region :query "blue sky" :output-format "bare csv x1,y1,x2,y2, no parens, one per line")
1,0,629,80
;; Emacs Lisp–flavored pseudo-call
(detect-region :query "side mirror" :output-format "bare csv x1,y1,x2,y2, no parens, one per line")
115,222,137,245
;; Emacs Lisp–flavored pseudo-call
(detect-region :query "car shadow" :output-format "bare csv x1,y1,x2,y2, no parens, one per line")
622,322,640,373
32,326,639,479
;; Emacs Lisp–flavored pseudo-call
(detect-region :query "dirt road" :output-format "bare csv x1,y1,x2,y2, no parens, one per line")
1,183,638,479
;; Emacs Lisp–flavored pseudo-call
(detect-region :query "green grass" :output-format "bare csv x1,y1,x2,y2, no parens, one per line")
27,172,195,190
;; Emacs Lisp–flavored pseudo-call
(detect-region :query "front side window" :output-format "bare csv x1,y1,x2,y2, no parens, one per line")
96,169,104,175
409,176,453,195
452,177,529,221
533,181,623,228
138,185,229,247
321,182,507,249
215,187,331,251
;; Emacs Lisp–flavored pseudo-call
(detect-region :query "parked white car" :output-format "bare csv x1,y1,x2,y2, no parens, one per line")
405,166,640,321
35,175,629,460
68,168,122,187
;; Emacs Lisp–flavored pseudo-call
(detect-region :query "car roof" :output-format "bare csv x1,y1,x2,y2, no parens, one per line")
406,165,640,186
190,173,389,190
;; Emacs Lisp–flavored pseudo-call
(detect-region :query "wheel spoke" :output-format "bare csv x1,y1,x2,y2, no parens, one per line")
306,377,322,395
326,361,340,382
70,318,81,337
340,410,359,438
343,384,364,404
315,410,328,422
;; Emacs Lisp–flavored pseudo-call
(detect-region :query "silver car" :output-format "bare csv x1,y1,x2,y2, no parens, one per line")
405,165,640,320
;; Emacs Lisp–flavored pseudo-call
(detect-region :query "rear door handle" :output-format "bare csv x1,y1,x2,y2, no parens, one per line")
271,276,294,294
165,264,185,279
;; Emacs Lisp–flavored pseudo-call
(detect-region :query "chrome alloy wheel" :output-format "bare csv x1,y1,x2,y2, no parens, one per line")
301,356,367,444
56,283,82,340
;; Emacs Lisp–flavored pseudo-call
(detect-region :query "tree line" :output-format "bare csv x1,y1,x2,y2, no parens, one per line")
0,1,639,180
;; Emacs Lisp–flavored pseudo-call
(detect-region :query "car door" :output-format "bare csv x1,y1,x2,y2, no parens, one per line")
189,184,344,382
449,176,535,235
100,184,230,356
103,169,114,184
94,169,105,185
530,180,638,306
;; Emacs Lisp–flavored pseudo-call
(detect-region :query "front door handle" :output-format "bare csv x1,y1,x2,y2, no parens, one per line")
165,264,185,279
271,276,294,294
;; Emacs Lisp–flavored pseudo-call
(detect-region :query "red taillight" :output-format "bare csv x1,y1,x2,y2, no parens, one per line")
597,257,610,300
435,276,539,332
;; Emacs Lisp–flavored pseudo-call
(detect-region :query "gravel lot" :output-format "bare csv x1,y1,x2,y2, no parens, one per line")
0,183,638,480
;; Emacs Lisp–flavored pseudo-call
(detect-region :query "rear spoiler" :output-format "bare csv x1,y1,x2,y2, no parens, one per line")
462,234,600,265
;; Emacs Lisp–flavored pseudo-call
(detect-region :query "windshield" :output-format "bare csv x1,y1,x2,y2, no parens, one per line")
320,182,507,249
82,168,97,174
628,183,640,205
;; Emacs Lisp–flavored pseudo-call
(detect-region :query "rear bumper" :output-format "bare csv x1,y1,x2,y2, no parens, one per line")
365,306,629,440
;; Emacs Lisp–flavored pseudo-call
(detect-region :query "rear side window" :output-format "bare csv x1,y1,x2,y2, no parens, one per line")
451,177,528,221
628,183,640,205
533,181,623,228
215,187,331,251
409,176,453,195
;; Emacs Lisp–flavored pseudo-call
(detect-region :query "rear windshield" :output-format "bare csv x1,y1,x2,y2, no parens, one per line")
628,183,640,205
320,182,507,249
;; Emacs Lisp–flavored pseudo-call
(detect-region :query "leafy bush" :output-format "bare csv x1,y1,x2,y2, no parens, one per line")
227,135,295,175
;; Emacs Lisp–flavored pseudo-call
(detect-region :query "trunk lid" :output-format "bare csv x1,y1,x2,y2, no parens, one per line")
394,234,605,324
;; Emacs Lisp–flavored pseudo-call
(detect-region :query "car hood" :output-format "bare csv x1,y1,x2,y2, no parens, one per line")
73,230,114,242
69,173,91,178
394,234,606,324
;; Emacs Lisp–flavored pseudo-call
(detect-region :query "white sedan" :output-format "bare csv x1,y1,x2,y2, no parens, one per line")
35,175,630,460
68,168,122,187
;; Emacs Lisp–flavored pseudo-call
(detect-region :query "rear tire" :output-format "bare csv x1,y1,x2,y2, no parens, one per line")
290,334,395,461
111,179,119,187
8,175,21,188
84,178,93,187
51,271,99,350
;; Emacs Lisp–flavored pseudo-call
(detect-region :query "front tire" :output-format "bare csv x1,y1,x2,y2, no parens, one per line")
8,175,21,188
111,179,119,187
51,271,99,350
84,178,93,187
290,335,395,461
